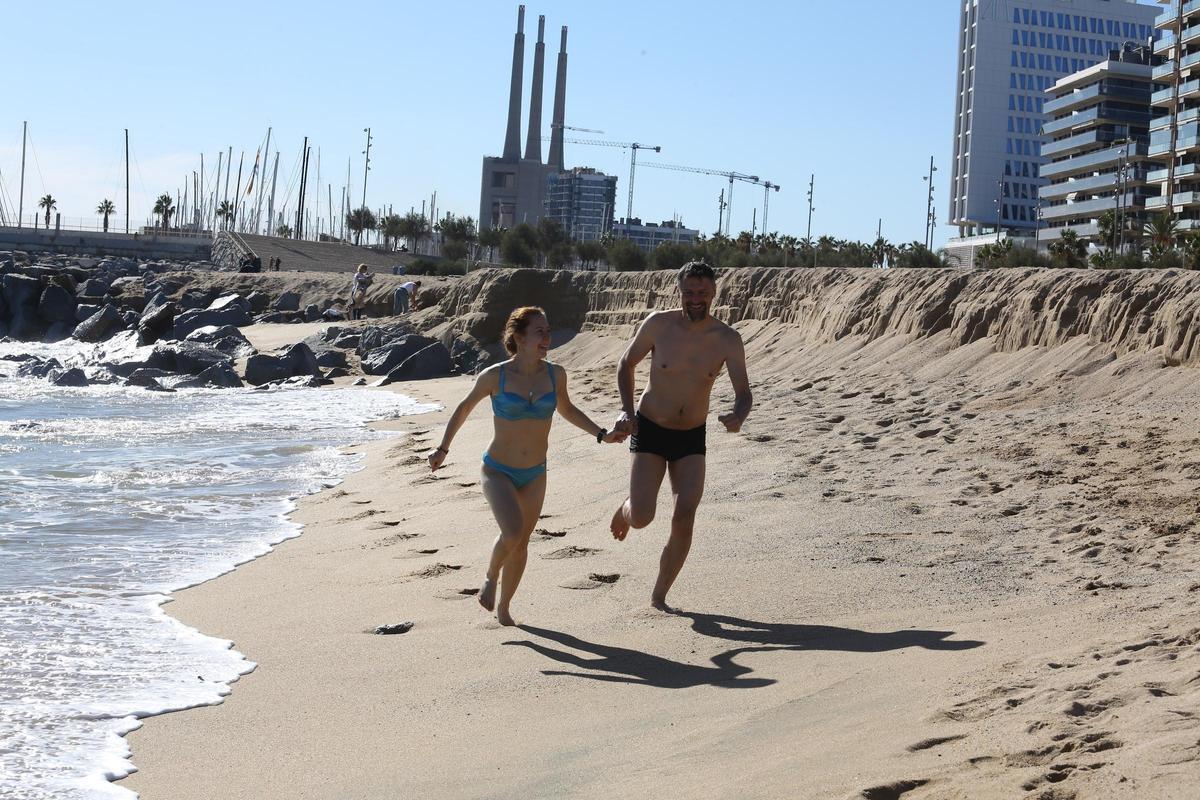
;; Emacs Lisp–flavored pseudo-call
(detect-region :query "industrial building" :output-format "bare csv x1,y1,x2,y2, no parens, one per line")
1040,43,1162,244
479,7,573,231
948,0,1158,240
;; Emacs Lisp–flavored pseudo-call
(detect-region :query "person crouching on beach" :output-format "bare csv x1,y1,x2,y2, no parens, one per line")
350,264,373,320
427,306,627,626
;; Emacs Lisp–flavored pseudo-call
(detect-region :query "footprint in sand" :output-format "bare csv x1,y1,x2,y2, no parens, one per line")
905,735,965,752
533,529,567,540
541,546,601,560
410,563,463,579
560,572,621,590
858,778,929,799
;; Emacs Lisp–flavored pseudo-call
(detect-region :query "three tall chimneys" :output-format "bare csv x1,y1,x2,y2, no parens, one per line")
502,5,568,171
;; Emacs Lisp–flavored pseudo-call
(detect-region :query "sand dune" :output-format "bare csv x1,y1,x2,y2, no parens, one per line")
123,268,1199,799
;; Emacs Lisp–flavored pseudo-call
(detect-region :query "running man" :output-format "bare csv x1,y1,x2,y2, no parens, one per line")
610,261,753,610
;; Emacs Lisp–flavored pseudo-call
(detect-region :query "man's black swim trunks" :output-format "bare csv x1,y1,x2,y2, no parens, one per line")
630,412,706,462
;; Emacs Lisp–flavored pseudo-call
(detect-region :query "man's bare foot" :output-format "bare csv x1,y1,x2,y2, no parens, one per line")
610,502,630,541
496,607,516,626
478,576,497,612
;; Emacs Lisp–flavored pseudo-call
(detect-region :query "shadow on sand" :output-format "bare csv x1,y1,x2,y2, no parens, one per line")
504,614,983,690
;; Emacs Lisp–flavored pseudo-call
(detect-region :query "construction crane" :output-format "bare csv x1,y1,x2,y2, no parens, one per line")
761,181,781,234
552,123,605,134
557,137,663,222
642,162,760,236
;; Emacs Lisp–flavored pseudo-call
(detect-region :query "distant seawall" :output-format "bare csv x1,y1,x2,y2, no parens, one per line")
436,268,1200,366
0,226,211,260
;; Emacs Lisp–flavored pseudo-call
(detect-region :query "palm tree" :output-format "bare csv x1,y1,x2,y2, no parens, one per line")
379,213,405,251
1048,229,1087,268
38,194,56,228
1143,212,1179,253
153,194,175,230
478,227,503,263
396,212,430,253
346,206,378,246
216,200,234,231
96,199,116,233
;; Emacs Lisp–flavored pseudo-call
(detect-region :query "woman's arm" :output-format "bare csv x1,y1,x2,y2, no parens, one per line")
428,368,496,470
554,365,626,444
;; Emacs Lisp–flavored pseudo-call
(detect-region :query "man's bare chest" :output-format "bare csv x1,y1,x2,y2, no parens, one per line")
650,335,726,381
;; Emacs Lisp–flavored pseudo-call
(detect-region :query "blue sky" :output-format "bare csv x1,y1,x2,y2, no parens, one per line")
0,1,1141,246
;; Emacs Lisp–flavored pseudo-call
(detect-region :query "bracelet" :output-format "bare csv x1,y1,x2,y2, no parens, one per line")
596,428,607,443
435,446,449,454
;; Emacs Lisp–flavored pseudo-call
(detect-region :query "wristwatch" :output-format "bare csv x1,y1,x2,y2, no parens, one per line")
596,428,607,443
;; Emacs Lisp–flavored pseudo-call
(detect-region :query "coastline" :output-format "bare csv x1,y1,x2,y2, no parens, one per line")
118,318,1200,798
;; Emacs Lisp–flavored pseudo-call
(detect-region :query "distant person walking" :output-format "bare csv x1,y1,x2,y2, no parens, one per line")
427,306,627,625
393,280,420,315
350,264,373,321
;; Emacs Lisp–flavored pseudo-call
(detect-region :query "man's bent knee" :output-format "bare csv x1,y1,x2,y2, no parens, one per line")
628,502,656,529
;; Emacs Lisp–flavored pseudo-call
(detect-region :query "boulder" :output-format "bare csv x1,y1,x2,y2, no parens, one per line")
108,276,143,294
376,342,453,384
17,358,62,378
178,288,217,310
75,303,102,322
172,304,251,339
303,303,321,322
184,325,255,358
279,342,322,378
321,308,346,322
147,342,231,376
38,284,76,323
254,310,304,324
243,342,322,386
1,273,41,309
72,304,122,343
361,335,438,375
174,362,244,389
247,290,271,312
313,347,347,369
76,278,109,298
209,294,251,314
126,368,175,386
51,368,89,387
137,296,177,345
273,291,301,311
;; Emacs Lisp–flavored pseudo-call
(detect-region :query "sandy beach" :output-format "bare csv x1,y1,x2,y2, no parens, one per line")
120,268,1200,799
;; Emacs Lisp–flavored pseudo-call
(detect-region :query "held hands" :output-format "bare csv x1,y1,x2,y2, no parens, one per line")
601,429,628,444
718,412,744,433
427,448,448,472
613,411,637,438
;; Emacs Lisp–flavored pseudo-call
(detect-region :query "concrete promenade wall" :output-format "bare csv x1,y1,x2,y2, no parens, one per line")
0,226,212,260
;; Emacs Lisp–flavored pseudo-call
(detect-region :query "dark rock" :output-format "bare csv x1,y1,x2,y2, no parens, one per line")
373,622,413,635
172,303,251,339
137,296,177,345
108,276,143,294
271,375,323,388
52,368,89,387
303,304,321,322
73,305,122,343
1,273,41,309
126,368,174,386
280,342,322,378
209,294,251,314
324,366,351,379
120,310,139,329
376,342,453,384
17,358,62,378
38,284,76,323
174,362,243,389
273,291,301,311
321,308,346,321
361,335,438,375
246,291,270,312
185,325,255,358
147,342,230,376
75,303,102,322
244,354,292,386
313,348,347,369
76,278,109,298
178,288,217,310
351,377,367,386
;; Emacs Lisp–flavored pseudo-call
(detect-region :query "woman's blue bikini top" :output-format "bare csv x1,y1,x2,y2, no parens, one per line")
492,362,556,421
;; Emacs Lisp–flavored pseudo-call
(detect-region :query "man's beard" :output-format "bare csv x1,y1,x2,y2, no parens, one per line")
684,305,709,322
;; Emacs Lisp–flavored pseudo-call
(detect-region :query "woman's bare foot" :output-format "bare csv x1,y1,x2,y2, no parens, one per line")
496,606,517,626
478,576,497,611
651,595,677,613
610,501,630,541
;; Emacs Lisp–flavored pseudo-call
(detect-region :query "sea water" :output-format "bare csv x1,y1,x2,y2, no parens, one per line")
0,340,434,798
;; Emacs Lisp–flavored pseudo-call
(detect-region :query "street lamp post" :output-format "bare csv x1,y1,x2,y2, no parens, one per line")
922,156,937,249
361,127,373,211
806,174,816,267
995,176,1005,244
